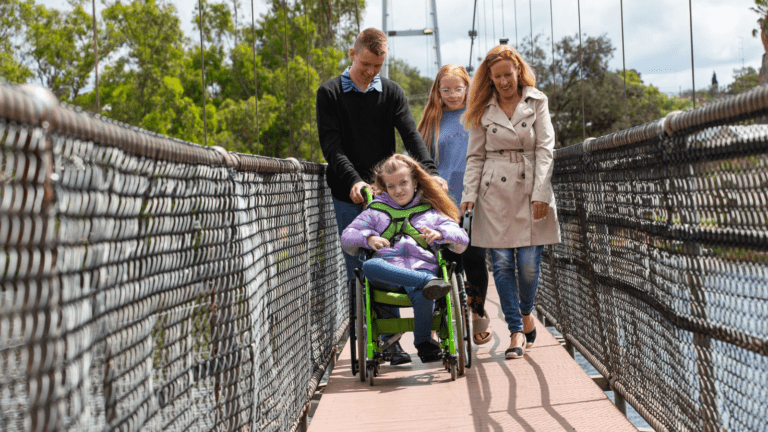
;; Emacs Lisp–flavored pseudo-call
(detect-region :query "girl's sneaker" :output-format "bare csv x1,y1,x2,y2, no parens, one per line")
422,277,451,300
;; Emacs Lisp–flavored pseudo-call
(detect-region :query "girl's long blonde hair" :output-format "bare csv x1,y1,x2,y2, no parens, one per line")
417,65,471,163
371,154,459,222
463,44,536,128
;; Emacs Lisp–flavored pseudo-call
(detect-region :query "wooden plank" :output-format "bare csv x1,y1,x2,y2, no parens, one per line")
309,280,638,432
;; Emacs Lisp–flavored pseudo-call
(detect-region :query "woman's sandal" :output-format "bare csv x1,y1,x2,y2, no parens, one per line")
524,328,537,348
472,316,493,345
505,333,525,359
522,313,536,348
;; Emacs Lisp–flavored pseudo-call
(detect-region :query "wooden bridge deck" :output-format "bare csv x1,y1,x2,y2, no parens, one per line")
309,279,638,432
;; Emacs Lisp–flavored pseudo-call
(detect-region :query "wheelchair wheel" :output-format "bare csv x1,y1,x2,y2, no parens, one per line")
458,273,472,370
451,273,471,376
367,365,376,386
356,278,367,382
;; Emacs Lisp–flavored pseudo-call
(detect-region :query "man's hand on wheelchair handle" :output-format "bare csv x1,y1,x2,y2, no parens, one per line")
367,235,390,251
349,181,370,204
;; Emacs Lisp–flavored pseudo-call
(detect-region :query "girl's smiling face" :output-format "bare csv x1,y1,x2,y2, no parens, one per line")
382,166,416,207
439,74,468,111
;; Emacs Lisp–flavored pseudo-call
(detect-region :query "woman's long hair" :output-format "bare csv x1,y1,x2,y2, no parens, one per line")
417,65,471,163
371,154,460,222
463,44,536,128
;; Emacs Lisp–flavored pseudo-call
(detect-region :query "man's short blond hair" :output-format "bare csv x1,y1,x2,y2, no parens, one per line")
353,28,388,56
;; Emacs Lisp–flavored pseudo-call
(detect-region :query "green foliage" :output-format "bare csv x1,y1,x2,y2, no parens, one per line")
385,58,433,154
728,67,760,94
0,0,33,83
752,0,768,41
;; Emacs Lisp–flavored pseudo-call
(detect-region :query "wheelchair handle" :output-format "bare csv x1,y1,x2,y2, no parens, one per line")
362,186,374,206
462,209,473,237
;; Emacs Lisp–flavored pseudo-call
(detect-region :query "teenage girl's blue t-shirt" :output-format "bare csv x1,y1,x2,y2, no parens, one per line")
434,107,469,205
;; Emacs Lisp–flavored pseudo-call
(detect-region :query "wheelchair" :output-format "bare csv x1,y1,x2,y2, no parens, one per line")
348,190,472,385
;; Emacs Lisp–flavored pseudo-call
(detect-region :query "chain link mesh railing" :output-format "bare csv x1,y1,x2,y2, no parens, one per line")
539,85,768,432
0,83,347,432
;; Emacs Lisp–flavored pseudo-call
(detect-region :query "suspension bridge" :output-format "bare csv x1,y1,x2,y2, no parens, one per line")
1,1,767,432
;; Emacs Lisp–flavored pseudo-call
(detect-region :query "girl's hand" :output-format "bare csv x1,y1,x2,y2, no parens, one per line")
367,236,390,251
532,201,549,220
419,227,443,244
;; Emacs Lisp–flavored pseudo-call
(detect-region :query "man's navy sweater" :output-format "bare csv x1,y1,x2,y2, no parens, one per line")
316,75,438,203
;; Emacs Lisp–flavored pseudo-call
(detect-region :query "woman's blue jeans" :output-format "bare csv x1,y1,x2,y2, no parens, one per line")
361,258,436,346
490,246,544,334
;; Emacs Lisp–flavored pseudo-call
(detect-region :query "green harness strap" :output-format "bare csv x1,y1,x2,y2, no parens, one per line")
368,201,432,250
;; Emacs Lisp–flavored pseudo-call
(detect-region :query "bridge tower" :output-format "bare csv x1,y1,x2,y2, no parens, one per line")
381,0,442,79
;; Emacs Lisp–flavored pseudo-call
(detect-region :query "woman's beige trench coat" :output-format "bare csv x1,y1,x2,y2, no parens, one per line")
461,86,561,249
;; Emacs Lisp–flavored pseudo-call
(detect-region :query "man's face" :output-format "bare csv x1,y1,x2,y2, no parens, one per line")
349,47,387,89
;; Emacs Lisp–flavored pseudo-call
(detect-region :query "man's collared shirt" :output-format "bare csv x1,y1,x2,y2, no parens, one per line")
341,66,382,93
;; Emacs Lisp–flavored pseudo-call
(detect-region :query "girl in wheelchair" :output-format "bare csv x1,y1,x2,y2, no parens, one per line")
341,154,469,363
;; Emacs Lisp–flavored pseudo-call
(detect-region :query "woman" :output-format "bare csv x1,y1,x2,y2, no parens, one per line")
460,44,561,359
417,64,493,345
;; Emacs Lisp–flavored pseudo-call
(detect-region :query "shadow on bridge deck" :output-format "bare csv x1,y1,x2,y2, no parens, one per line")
309,279,638,432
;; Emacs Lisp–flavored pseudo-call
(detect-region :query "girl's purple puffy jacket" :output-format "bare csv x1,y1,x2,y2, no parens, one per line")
341,193,469,274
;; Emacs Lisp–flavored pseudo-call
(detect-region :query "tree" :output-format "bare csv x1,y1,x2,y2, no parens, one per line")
98,0,188,133
385,57,433,153
24,1,115,103
519,33,690,147
0,0,33,83
728,67,760,94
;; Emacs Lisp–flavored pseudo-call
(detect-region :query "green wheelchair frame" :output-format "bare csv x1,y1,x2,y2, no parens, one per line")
349,190,472,385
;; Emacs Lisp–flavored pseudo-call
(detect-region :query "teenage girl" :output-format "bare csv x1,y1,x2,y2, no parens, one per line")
417,64,493,345
340,154,469,363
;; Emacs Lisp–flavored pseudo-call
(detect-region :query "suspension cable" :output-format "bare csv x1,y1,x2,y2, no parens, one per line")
514,0,518,50
577,0,586,141
492,0,496,42
250,0,260,154
92,0,100,114
528,0,532,55
620,0,628,123
549,0,558,146
198,0,208,146
468,0,478,74
281,0,294,157
501,0,505,38
483,0,488,53
303,0,313,160
354,0,361,34
688,0,696,108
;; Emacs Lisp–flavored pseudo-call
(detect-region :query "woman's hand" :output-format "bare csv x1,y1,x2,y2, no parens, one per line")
532,201,549,220
460,202,474,215
367,235,390,251
419,227,443,244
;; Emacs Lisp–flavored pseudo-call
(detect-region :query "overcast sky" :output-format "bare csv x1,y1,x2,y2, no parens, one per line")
40,0,765,95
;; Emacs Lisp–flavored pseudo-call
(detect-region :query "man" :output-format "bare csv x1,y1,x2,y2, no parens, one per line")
317,28,447,365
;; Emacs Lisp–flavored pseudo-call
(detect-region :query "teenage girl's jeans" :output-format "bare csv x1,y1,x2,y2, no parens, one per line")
332,198,400,335
361,258,436,346
490,246,544,334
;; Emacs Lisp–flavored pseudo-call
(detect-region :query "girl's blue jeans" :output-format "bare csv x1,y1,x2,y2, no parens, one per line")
490,246,544,334
361,258,436,346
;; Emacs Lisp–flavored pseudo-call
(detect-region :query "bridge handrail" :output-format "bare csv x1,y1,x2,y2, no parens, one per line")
0,83,347,432
542,84,768,431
